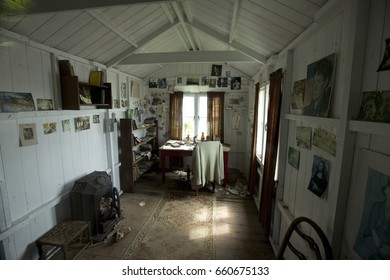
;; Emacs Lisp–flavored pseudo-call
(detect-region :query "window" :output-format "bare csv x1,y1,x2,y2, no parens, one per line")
256,82,269,165
182,93,208,140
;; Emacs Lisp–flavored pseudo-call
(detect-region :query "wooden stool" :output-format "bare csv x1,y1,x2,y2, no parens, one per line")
36,220,91,260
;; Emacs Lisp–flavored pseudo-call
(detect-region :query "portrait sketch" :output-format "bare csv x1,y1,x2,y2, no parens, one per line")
291,79,306,111
211,64,222,76
354,168,390,259
120,82,127,99
231,77,241,90
307,155,329,198
19,123,38,146
303,54,336,117
377,38,390,72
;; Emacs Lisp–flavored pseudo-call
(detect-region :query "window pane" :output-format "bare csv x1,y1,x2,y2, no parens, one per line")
183,96,194,138
198,96,208,137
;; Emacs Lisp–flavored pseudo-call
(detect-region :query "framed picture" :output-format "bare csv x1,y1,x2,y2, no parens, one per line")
120,82,127,99
158,78,167,88
217,77,228,87
201,76,209,86
231,77,241,90
74,116,90,132
19,123,38,146
357,91,390,122
287,147,300,169
186,76,199,85
149,78,158,88
211,64,222,76
209,78,217,88
307,155,329,198
0,91,36,112
37,99,54,111
303,53,336,117
350,149,390,259
377,38,390,71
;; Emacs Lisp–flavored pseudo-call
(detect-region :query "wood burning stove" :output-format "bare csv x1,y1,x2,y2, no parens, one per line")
70,171,120,242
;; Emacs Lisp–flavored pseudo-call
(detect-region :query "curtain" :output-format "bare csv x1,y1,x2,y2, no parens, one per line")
207,92,224,143
259,68,283,236
248,83,260,195
169,92,183,140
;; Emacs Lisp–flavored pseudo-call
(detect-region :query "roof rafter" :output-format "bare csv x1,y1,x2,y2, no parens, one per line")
171,2,197,51
229,0,240,43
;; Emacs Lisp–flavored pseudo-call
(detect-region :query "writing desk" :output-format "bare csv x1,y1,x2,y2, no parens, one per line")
159,141,229,186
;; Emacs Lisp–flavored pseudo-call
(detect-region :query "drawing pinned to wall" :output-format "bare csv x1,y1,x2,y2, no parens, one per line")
354,168,390,259
231,77,241,90
131,81,140,98
19,123,38,146
303,53,336,117
308,155,329,198
357,91,390,122
377,38,390,71
158,78,167,88
291,79,306,110
313,128,337,156
296,126,312,150
62,119,71,132
288,147,300,169
74,116,90,132
120,82,127,99
211,64,222,76
43,122,57,135
93,115,100,123
209,78,217,88
232,111,241,130
37,99,53,110
0,91,36,112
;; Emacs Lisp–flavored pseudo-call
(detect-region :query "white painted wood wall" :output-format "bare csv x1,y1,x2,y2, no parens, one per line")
0,35,137,259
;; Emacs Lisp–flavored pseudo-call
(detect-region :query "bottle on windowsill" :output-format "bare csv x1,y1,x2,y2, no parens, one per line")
201,132,205,142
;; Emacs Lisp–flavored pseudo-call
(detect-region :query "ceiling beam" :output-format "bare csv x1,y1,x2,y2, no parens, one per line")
117,51,254,65
182,1,203,51
1,0,182,16
229,0,240,43
171,2,197,50
189,20,267,64
106,21,179,67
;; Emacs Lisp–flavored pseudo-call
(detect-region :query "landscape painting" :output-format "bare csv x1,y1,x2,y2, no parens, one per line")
0,91,36,112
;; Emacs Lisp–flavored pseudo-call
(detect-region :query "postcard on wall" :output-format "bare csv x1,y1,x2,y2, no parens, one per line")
291,79,306,111
296,126,312,150
357,91,390,123
0,92,36,112
307,155,329,198
37,99,54,111
302,53,336,117
93,114,100,123
43,122,57,135
19,123,38,146
62,119,71,132
288,146,300,169
74,116,90,132
313,128,337,156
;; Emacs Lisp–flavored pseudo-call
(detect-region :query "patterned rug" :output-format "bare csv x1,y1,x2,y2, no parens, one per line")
122,191,216,260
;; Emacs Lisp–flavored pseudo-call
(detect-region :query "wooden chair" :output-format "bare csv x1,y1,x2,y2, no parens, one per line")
277,216,333,260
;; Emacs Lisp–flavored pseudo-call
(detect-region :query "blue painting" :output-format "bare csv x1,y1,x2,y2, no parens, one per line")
354,168,390,259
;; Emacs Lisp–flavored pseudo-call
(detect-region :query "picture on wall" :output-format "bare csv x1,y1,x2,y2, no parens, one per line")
37,99,54,111
149,78,158,88
209,78,217,88
377,38,390,72
201,76,209,86
231,77,241,90
0,91,36,112
354,168,390,259
303,53,336,117
307,155,329,198
211,64,222,76
74,116,90,132
313,128,337,156
158,78,167,88
62,119,71,132
357,91,390,123
120,82,127,99
217,77,228,88
296,126,312,150
291,79,306,110
287,147,300,169
131,81,140,98
93,114,100,123
43,122,57,135
19,123,38,146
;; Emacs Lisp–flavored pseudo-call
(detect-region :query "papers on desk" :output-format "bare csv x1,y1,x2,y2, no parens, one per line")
165,140,185,147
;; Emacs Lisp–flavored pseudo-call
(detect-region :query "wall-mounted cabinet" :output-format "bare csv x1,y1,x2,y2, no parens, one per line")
60,76,112,110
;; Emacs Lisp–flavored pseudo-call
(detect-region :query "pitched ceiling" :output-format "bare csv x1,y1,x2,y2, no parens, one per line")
0,0,330,79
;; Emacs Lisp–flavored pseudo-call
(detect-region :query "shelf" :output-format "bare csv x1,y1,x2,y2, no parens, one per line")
349,120,390,138
285,114,340,128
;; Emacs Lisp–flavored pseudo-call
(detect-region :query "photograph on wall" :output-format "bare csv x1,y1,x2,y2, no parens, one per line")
296,126,312,150
287,146,300,169
217,77,228,88
19,123,38,146
149,78,158,88
186,76,199,85
231,77,241,90
313,128,337,156
62,119,71,132
302,53,336,117
209,78,217,88
131,81,140,98
74,116,90,132
43,122,57,135
93,114,100,123
353,168,390,259
357,91,390,123
211,64,222,76
37,99,53,111
120,82,127,99
307,155,329,198
377,38,390,72
291,79,306,110
176,76,186,86
0,91,36,112
158,78,167,88
201,76,209,86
